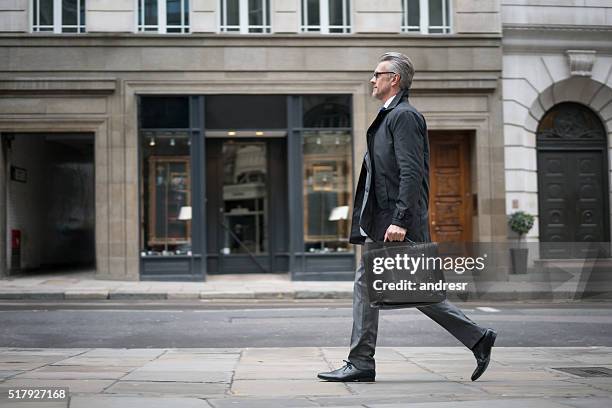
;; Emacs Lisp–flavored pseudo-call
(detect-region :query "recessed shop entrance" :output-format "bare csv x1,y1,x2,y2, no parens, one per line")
3,133,95,274
205,137,288,274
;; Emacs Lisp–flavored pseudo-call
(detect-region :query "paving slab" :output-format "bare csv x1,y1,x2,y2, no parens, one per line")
138,361,238,371
0,349,90,357
308,394,488,407
104,380,228,397
0,378,115,393
230,379,351,397
345,380,487,397
68,396,211,408
207,396,320,408
367,398,574,408
551,397,612,408
472,380,611,398
0,370,21,380
11,365,132,380
0,402,68,408
72,348,166,358
122,370,232,383
0,362,54,371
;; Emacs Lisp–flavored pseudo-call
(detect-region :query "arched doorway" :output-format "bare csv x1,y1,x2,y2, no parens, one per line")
537,102,610,257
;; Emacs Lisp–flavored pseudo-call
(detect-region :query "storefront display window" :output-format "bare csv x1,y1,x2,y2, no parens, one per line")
303,130,352,253
301,95,352,253
140,131,192,256
139,97,193,257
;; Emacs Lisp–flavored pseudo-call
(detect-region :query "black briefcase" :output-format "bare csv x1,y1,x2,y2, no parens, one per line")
363,240,446,309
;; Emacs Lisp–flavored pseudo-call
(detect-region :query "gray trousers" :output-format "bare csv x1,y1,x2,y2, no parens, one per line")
348,259,487,370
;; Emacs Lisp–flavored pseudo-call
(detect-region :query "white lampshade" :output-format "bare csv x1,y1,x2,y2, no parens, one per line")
328,205,349,221
178,206,192,221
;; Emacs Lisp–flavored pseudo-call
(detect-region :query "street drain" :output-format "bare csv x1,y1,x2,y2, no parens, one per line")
553,367,612,377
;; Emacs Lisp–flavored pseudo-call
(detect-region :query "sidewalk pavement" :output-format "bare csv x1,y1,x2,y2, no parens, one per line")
1,270,611,302
0,271,354,301
1,346,611,407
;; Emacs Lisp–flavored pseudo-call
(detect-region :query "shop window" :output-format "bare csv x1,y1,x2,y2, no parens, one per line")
301,95,352,253
137,0,190,33
301,0,351,34
32,0,86,33
303,131,352,253
220,0,271,33
303,95,351,128
140,97,193,257
140,130,192,256
401,0,451,34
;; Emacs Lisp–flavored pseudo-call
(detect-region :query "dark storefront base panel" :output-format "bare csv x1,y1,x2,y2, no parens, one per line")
140,253,354,281
205,254,289,274
292,253,355,281
141,256,204,281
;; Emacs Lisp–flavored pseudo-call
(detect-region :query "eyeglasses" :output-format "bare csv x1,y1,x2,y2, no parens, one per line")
372,71,397,79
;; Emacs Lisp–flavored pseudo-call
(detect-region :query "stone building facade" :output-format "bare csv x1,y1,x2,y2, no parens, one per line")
501,0,612,251
0,0,505,281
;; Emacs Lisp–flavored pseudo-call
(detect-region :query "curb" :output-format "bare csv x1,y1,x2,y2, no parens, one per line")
0,290,611,301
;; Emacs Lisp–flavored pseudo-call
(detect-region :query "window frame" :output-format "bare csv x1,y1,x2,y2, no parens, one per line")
136,0,190,34
219,0,271,34
401,0,452,34
31,0,86,33
301,0,351,34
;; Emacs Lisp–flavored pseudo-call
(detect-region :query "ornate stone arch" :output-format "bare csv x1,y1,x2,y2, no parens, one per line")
527,77,612,137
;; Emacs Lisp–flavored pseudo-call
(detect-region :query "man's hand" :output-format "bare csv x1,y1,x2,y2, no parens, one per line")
384,224,407,242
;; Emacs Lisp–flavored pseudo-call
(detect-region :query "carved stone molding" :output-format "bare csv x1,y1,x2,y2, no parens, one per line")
566,50,596,77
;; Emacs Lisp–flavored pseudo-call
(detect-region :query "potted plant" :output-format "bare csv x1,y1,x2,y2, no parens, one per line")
508,211,535,274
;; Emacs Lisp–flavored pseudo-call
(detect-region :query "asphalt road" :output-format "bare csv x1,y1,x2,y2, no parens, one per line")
0,300,611,348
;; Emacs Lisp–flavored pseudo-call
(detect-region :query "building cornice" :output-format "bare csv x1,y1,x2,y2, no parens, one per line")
503,24,612,53
0,74,499,95
0,78,117,95
0,33,502,48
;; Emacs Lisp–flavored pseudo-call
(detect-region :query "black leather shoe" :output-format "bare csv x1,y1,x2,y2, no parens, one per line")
471,329,497,381
317,360,375,382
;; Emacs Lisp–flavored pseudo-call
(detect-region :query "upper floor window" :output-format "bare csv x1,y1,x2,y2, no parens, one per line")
301,0,351,34
402,0,451,34
32,0,86,33
220,0,271,33
138,0,190,33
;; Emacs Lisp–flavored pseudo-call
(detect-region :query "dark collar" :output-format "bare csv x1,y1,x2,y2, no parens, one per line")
381,88,409,112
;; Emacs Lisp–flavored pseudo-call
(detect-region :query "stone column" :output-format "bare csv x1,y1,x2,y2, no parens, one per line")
87,0,137,33
455,0,501,34
192,0,218,33
0,0,28,32
353,0,401,34
273,0,300,33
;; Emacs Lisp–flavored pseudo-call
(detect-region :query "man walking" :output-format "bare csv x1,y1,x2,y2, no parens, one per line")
317,52,497,383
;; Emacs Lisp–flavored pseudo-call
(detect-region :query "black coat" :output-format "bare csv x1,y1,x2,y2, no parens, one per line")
349,89,431,244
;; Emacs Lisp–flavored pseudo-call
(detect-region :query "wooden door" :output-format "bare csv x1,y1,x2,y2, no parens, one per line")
429,132,472,242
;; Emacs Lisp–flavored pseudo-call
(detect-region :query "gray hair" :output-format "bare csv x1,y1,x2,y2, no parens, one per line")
379,52,415,91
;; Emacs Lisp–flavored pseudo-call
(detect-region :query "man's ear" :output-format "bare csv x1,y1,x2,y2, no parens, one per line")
393,74,401,88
